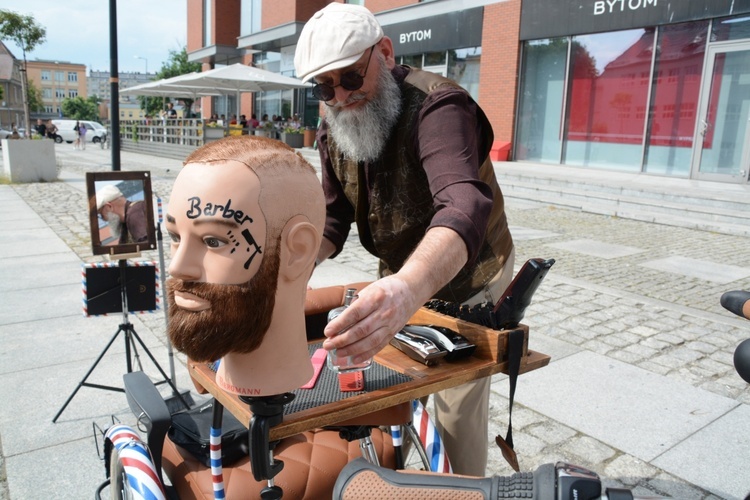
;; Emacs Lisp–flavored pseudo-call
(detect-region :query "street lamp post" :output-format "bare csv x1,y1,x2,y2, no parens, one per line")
134,55,148,75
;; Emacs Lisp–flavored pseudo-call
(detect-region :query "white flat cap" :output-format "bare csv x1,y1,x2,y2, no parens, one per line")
96,184,123,210
294,3,383,83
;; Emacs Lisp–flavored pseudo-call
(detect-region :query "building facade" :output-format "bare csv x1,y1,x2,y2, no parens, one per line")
516,0,750,184
25,59,87,117
0,41,24,130
187,0,750,184
88,70,157,120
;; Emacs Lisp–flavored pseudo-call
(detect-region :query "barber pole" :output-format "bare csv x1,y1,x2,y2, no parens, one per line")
412,399,452,473
106,424,167,500
209,427,226,499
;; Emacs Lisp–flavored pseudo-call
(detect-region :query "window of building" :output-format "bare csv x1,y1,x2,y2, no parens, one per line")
563,29,651,170
41,70,51,81
241,0,262,35
55,88,65,98
68,72,78,82
44,106,53,113
448,47,481,102
712,14,750,41
643,21,709,175
516,20,720,176
42,88,52,99
203,0,212,46
515,38,568,163
68,89,78,98
395,48,482,102
55,71,65,82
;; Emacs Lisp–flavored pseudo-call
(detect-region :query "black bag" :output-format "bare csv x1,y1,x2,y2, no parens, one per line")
168,400,249,467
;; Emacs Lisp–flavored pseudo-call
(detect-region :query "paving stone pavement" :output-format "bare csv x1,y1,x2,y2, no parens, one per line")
1,144,749,499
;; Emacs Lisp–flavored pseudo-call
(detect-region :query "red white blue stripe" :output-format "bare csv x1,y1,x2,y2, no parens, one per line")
412,399,452,473
106,424,166,500
210,426,226,499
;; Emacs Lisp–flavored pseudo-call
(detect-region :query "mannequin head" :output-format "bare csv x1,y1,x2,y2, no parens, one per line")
166,136,324,395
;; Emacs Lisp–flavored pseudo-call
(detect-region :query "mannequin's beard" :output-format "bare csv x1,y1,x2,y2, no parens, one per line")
106,212,123,240
166,238,281,362
325,61,402,163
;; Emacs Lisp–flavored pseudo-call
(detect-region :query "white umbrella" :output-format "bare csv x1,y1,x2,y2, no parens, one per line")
170,63,311,117
119,73,221,98
120,73,222,118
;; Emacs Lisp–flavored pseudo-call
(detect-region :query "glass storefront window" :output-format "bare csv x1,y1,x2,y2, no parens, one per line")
401,54,422,68
643,21,709,175
448,47,481,101
424,51,446,66
564,29,651,170
515,38,568,163
712,15,750,42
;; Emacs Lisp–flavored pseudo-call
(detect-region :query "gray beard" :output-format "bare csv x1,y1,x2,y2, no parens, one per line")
325,62,402,163
107,212,122,240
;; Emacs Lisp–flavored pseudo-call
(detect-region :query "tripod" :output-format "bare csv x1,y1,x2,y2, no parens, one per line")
53,259,189,423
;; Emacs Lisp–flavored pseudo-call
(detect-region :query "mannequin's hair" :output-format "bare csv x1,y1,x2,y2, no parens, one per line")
184,136,324,236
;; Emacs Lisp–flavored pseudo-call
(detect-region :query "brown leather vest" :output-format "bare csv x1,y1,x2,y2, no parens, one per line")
329,67,513,302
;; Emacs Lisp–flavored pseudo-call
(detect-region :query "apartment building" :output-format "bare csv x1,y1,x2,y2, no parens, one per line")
25,59,87,117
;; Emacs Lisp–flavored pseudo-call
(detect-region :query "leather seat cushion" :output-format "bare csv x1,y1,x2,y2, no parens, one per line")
162,427,394,499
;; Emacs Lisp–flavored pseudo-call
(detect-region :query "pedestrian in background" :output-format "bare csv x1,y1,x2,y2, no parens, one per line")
77,121,87,150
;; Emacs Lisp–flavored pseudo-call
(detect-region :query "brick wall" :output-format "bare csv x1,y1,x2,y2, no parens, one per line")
214,0,241,46
366,0,414,14
186,0,202,53
479,0,521,149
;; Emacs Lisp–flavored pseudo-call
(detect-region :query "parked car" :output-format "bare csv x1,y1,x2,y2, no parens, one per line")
51,119,107,144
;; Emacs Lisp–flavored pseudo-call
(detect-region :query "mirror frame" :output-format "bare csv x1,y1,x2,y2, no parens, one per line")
86,171,156,256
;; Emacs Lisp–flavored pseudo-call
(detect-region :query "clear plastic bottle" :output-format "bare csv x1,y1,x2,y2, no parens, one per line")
326,288,372,373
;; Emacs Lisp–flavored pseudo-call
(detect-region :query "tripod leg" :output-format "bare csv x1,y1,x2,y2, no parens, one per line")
126,325,190,410
124,328,145,372
53,327,124,423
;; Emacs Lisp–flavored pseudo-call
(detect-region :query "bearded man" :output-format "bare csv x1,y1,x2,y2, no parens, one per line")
294,3,515,476
165,136,325,396
96,185,149,245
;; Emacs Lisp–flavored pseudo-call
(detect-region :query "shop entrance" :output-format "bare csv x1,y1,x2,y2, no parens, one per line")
692,41,750,183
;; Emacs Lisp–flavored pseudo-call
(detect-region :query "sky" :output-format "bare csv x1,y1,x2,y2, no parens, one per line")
1,0,187,74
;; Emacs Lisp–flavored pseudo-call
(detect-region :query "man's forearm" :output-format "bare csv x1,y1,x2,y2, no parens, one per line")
395,226,468,306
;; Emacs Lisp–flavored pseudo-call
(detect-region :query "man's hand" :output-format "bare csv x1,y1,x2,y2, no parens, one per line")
322,274,419,364
322,226,468,363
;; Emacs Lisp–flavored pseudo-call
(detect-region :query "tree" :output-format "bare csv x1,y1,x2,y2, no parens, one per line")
138,47,202,117
0,9,46,138
61,96,100,121
26,78,43,112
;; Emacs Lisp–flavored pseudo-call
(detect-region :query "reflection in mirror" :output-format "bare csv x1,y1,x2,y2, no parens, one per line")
86,171,156,256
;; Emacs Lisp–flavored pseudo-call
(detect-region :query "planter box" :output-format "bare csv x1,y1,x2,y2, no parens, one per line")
1,139,57,183
203,126,225,143
303,128,316,148
255,129,276,138
281,132,304,149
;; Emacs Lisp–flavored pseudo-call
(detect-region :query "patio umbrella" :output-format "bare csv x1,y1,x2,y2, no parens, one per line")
120,72,223,99
120,73,222,116
169,63,311,117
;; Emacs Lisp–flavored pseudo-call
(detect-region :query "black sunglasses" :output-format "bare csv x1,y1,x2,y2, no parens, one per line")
312,46,375,102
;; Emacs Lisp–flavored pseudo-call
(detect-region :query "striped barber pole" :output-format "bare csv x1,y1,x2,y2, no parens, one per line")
209,426,226,499
106,424,166,500
412,399,452,473
156,197,163,225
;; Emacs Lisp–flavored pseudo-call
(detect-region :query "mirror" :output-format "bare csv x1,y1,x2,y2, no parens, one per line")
86,171,156,256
